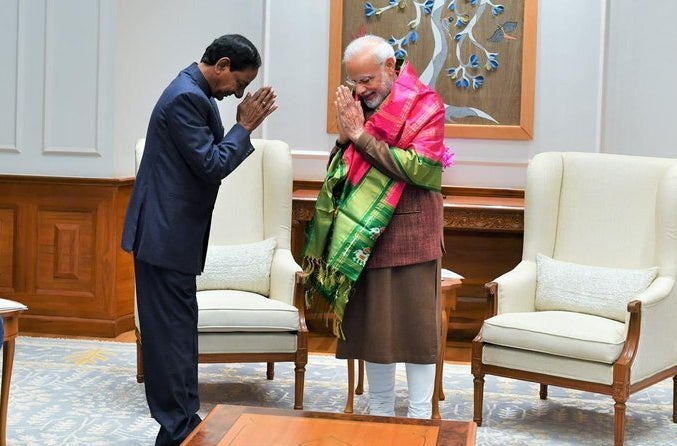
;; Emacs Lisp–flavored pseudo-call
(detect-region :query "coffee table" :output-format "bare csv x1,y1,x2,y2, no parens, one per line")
181,404,476,446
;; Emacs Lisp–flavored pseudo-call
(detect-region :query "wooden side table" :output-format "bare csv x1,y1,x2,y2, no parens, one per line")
432,277,462,419
0,300,27,446
344,277,462,419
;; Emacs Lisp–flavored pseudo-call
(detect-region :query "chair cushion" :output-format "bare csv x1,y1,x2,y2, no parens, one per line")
535,253,657,321
198,332,298,354
482,311,626,364
197,289,299,332
197,238,276,295
0,298,27,311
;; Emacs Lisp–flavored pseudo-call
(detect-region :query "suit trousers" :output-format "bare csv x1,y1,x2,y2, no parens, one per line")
134,258,202,446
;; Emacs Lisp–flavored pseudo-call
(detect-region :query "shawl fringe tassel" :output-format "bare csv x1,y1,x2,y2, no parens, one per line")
302,257,353,339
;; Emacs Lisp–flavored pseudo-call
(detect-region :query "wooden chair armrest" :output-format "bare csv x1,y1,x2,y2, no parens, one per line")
615,300,642,368
294,271,309,333
484,282,499,318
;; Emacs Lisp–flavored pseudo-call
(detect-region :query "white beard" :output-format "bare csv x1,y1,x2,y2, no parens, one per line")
363,74,394,109
364,94,386,109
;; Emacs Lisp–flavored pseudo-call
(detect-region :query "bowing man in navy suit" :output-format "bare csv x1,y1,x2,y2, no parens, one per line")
121,34,278,446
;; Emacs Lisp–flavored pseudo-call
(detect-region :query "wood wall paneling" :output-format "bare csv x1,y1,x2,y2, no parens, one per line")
113,184,135,333
443,230,522,338
38,211,94,293
0,176,135,337
0,208,16,291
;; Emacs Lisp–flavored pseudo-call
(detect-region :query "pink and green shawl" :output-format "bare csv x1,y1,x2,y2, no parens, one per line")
303,62,447,337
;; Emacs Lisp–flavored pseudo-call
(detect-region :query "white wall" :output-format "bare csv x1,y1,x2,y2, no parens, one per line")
0,0,674,186
113,0,265,177
0,0,116,177
601,1,677,158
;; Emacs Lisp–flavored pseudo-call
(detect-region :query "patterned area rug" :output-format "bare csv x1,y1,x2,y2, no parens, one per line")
7,336,676,445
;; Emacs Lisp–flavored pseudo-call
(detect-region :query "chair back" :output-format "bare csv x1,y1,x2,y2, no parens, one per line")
134,138,293,250
210,139,293,250
523,152,677,273
134,138,145,172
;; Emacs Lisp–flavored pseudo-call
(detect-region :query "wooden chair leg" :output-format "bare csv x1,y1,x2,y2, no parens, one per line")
266,362,274,380
438,361,446,401
0,339,16,446
431,366,441,420
613,399,627,446
356,359,364,395
432,344,445,419
345,359,355,414
135,329,144,383
673,375,676,423
438,307,448,402
472,374,485,426
293,360,305,410
432,306,448,419
539,383,548,400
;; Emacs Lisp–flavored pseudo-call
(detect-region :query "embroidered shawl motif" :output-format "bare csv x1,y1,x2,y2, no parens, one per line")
303,62,446,336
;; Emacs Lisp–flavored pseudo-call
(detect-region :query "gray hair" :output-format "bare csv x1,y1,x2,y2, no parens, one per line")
343,35,395,65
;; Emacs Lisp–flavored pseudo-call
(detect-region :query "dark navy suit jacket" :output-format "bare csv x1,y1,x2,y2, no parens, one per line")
121,63,253,275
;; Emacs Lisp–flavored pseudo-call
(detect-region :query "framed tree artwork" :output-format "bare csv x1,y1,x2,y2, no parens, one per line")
327,0,538,140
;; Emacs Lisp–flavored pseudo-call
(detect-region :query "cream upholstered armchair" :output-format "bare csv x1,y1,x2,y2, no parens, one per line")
472,152,677,445
133,138,308,409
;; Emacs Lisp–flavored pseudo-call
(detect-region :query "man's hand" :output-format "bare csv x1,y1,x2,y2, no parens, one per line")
334,86,351,145
237,86,278,133
335,85,364,143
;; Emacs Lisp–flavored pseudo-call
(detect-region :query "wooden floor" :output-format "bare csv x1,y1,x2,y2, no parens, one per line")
31,330,472,364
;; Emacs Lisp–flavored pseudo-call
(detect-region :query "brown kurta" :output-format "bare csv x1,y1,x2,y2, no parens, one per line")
332,129,444,364
335,259,440,364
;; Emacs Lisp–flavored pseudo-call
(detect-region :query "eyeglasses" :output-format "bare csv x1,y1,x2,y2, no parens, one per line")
345,75,376,88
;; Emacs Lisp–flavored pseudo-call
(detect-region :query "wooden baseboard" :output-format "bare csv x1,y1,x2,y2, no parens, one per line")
18,314,136,338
